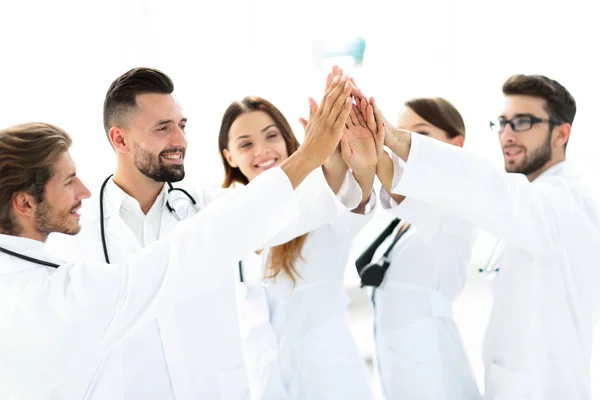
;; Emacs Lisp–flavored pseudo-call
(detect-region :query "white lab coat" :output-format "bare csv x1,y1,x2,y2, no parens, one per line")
237,194,376,400
0,167,299,399
390,132,600,399
372,188,481,399
45,167,361,400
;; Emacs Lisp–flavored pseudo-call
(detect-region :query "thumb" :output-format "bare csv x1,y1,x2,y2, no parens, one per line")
299,117,308,130
375,120,385,149
308,97,318,116
340,133,351,163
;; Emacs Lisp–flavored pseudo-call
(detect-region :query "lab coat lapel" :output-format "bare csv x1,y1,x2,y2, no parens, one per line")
102,212,142,258
158,205,186,238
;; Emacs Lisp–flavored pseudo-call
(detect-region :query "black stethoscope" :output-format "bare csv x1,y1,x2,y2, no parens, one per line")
355,218,411,288
0,245,60,268
99,174,197,264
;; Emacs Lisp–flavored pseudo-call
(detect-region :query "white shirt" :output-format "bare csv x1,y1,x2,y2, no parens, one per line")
391,133,600,399
239,193,377,400
0,167,297,399
117,182,169,246
45,167,362,400
372,187,481,399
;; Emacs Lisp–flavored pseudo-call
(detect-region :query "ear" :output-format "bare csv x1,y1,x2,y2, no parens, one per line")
109,126,130,154
450,135,465,148
12,192,36,219
553,123,571,150
222,148,238,168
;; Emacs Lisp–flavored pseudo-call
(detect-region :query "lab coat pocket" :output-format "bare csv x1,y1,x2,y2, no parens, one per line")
218,365,250,400
485,361,531,399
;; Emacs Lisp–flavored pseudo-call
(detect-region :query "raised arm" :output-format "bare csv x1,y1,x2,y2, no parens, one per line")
1,77,355,398
384,128,567,255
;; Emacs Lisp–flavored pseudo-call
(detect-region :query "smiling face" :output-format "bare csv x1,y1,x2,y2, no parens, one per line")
116,93,188,182
498,95,555,176
35,151,91,239
222,111,290,182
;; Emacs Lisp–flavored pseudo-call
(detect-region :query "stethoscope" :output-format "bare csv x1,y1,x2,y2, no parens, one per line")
355,218,412,288
478,239,503,274
99,174,197,264
0,245,60,268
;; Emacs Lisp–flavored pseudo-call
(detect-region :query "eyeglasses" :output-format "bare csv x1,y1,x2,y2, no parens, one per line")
489,115,562,133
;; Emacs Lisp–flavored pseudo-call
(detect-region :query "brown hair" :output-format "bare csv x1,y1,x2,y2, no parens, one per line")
404,97,466,139
0,122,72,235
103,67,174,140
502,74,576,125
503,74,576,149
218,96,307,283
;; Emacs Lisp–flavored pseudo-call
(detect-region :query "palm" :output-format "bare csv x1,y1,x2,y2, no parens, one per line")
341,122,377,170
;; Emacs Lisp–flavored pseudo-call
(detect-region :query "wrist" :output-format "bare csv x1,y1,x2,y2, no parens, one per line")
376,152,394,194
352,167,376,202
280,150,318,189
386,128,411,161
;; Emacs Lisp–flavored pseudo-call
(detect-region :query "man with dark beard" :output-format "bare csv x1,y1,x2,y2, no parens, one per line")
368,73,600,399
46,67,370,399
494,75,570,181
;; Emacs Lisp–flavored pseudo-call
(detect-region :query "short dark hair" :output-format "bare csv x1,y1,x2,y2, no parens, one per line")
502,74,576,126
102,67,174,139
0,123,72,234
404,97,466,139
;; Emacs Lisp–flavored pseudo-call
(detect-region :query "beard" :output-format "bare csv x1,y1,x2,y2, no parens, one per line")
35,200,81,241
133,141,185,182
505,129,552,176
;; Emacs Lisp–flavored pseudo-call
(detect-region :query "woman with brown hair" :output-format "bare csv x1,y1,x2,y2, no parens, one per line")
371,97,481,399
218,95,377,399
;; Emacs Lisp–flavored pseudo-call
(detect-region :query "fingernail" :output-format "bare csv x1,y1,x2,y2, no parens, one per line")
333,76,340,83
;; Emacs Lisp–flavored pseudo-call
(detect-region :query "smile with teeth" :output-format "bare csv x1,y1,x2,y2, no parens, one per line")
162,153,183,160
256,159,276,168
505,148,523,156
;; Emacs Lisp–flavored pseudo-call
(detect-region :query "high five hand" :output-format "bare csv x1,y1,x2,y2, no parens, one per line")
341,102,380,173
299,75,353,166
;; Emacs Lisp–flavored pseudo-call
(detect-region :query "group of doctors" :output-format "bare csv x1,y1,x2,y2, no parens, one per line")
0,64,598,400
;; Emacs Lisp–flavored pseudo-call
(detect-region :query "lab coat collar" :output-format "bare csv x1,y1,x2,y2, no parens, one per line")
534,159,578,181
105,178,170,217
0,234,64,271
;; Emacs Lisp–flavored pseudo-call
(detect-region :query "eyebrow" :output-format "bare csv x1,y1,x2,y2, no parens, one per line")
155,117,187,127
499,113,535,119
235,124,279,143
261,124,277,133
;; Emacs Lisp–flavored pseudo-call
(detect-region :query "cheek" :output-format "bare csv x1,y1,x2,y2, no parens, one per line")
276,139,290,159
231,150,254,170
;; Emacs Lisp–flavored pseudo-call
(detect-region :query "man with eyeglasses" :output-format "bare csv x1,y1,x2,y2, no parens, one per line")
364,73,600,399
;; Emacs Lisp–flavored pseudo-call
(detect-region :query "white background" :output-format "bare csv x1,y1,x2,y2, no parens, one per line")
1,0,599,396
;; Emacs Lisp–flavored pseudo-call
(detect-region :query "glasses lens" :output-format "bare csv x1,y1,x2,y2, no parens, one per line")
493,119,507,133
512,116,533,132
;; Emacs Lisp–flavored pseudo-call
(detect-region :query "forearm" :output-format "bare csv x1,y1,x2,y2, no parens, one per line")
387,131,555,254
351,167,375,214
322,152,348,194
377,151,406,205
280,150,320,190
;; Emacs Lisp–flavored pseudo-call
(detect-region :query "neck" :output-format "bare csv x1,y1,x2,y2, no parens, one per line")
113,162,164,214
527,154,566,182
6,224,47,243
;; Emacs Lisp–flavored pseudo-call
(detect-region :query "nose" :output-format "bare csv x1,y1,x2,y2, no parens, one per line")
499,124,517,144
76,178,92,200
171,126,188,149
253,140,271,157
